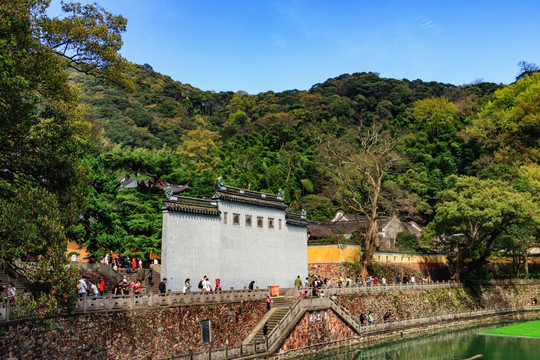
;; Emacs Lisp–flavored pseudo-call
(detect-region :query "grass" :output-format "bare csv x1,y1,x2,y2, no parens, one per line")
480,320,540,338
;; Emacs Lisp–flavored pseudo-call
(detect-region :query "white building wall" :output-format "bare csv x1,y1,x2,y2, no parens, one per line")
161,200,308,291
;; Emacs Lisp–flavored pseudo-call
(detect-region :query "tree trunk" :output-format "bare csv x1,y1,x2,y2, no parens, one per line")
359,220,380,279
524,254,529,279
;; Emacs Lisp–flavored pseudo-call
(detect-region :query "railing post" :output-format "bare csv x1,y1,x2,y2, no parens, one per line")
107,293,113,310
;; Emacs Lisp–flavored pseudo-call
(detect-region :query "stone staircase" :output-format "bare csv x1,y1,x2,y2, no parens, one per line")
245,296,297,345
0,268,27,295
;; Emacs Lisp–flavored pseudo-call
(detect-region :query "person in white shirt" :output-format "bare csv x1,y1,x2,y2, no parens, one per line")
89,281,99,297
203,276,212,293
78,277,87,296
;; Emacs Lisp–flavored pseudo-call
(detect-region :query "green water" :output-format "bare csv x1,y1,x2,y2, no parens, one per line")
297,321,540,360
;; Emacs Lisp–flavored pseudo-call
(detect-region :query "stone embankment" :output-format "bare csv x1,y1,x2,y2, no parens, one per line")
0,281,538,359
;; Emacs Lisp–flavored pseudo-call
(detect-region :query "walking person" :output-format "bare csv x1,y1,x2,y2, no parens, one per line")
7,282,16,305
158,278,167,294
294,275,302,288
77,276,87,297
266,295,271,311
89,280,99,297
134,280,141,295
184,278,192,294
147,270,153,287
248,280,255,290
98,278,105,295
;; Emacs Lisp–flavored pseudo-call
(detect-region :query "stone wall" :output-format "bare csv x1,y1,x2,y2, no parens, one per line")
1,284,538,359
308,262,449,283
0,301,266,359
280,309,355,351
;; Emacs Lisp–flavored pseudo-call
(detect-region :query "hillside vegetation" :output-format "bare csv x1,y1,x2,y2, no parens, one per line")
2,2,539,305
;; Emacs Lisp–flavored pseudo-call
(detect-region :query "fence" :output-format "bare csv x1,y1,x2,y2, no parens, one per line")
357,305,538,334
288,278,540,297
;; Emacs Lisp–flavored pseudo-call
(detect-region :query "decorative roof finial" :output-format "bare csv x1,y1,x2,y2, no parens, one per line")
217,176,225,190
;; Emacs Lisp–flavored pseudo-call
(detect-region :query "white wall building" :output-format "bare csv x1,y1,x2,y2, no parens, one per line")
161,185,308,291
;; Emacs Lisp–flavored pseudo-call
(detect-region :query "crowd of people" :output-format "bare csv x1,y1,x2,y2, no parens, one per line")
296,273,432,291
77,276,105,297
101,252,144,274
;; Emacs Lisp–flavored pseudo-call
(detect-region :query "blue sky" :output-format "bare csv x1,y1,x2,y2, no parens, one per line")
48,1,540,94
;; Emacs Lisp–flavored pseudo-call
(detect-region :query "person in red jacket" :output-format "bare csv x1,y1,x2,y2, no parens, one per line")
98,278,105,295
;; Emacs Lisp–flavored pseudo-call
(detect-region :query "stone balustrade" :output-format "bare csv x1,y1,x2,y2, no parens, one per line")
1,278,538,323
0,288,269,322
290,278,539,297
357,305,538,333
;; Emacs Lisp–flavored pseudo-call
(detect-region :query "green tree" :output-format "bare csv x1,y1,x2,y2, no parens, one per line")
426,175,540,281
464,72,540,164
413,97,458,141
0,0,130,315
177,120,221,175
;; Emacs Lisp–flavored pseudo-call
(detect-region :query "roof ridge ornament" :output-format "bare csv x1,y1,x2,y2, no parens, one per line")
216,176,226,191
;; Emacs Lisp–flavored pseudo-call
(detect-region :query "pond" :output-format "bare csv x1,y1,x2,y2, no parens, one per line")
296,320,540,360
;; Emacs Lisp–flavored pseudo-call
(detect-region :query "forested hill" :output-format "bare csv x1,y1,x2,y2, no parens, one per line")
71,63,540,261
76,64,500,150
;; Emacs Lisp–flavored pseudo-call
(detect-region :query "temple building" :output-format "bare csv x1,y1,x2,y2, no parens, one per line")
161,181,308,291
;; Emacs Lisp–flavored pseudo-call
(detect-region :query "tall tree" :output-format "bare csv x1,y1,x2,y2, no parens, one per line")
177,116,221,175
0,0,131,315
320,124,404,278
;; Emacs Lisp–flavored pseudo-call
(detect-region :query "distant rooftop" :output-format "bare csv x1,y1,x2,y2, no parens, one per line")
162,196,219,215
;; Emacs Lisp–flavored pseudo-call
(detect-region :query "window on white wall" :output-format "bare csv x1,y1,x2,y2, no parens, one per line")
268,218,274,229
233,213,240,225
257,216,263,228
278,219,282,230
245,215,252,227
223,212,228,224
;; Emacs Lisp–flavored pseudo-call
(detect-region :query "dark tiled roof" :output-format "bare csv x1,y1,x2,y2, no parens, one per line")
285,212,308,227
162,197,220,215
213,186,288,210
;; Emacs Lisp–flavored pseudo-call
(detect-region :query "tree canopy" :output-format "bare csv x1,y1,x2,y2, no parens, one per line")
0,0,131,314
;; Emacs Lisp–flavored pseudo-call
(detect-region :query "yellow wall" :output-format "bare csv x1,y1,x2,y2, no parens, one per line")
308,245,447,264
308,245,362,263
308,245,540,266
66,240,89,262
